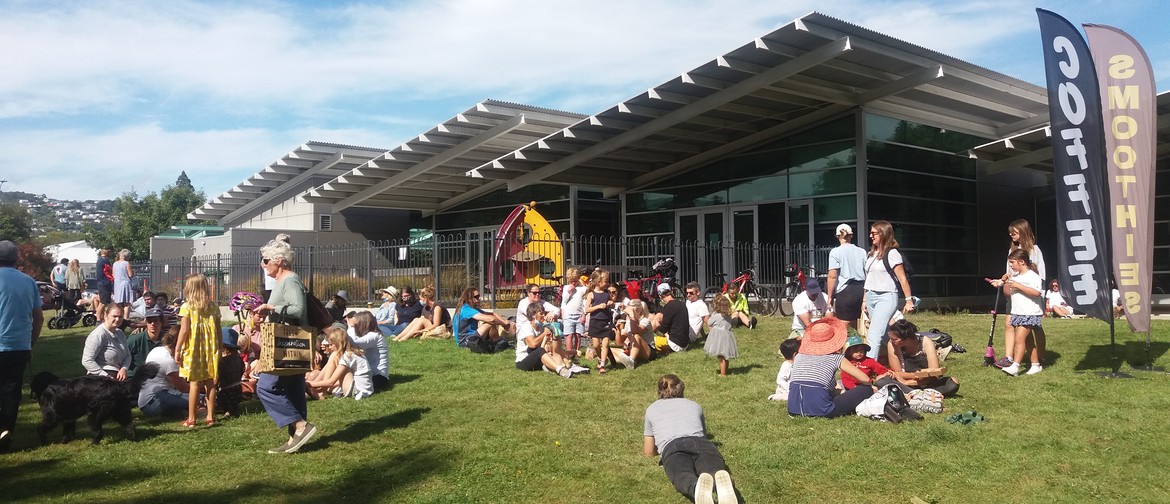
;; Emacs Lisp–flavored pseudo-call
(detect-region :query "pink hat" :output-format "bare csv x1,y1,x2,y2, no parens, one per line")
799,317,848,356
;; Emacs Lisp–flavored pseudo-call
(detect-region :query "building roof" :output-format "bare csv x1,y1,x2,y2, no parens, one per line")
189,141,391,224
301,100,584,213
968,91,1170,172
454,11,1051,203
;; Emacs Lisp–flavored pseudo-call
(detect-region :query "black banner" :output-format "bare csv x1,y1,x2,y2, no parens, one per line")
1037,9,1113,323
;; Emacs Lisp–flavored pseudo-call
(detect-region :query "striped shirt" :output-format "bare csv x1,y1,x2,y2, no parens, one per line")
790,353,843,387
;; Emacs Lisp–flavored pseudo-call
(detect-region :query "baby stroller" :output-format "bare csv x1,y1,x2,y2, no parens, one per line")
41,282,96,329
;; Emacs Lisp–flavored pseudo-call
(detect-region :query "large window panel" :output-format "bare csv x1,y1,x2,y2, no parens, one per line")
868,168,976,203
626,192,675,212
867,141,977,179
813,195,857,223
673,185,728,209
729,175,787,203
868,194,976,226
866,114,986,152
626,212,674,235
791,167,856,198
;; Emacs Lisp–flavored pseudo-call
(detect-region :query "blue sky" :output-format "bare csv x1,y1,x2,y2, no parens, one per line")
2,0,1166,202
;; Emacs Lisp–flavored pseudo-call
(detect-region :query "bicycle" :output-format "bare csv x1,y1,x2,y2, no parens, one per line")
626,257,680,312
702,267,778,316
777,263,816,317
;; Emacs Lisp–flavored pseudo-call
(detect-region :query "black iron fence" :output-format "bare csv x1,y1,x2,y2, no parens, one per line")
133,234,830,311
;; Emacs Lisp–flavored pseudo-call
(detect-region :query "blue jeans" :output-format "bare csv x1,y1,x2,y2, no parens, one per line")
865,290,898,359
382,322,408,337
140,389,189,418
258,373,307,430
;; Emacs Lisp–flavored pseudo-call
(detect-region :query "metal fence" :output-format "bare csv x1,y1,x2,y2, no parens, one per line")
134,234,830,311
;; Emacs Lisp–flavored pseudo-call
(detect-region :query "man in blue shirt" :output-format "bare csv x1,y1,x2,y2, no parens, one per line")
0,240,43,451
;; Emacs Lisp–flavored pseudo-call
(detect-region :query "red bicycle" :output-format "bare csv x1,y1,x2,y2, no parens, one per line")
702,267,778,316
626,258,680,311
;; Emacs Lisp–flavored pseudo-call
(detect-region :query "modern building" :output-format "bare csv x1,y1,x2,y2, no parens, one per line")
179,11,1167,306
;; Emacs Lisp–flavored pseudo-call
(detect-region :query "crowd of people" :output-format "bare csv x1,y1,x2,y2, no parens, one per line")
0,215,1086,501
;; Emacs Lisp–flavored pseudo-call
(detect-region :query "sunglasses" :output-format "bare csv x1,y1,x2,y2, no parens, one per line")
686,291,699,296
262,258,271,265
472,294,481,299
529,290,541,295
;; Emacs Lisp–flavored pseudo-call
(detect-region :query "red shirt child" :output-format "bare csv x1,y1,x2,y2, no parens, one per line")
842,335,890,390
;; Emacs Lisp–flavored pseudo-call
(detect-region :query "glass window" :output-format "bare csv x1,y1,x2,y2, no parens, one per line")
673,185,727,209
866,141,977,179
866,114,986,152
868,168,976,203
728,175,786,203
812,195,857,223
791,167,855,198
868,194,975,226
626,212,674,234
626,192,674,212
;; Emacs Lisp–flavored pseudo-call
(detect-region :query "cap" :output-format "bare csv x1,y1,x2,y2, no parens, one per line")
0,240,17,263
335,290,350,302
657,283,672,295
143,307,163,319
836,223,853,236
804,278,822,296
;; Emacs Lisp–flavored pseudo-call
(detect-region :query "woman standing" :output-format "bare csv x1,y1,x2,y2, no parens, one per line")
81,305,131,380
862,221,914,360
65,259,84,302
112,249,135,311
254,239,318,454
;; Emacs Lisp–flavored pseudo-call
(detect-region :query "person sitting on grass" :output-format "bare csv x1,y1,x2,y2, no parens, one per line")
610,297,653,369
347,311,389,391
307,327,373,400
643,374,740,504
768,338,801,402
841,334,892,391
1046,279,1072,318
788,317,876,418
393,286,452,342
885,319,960,396
218,328,245,417
724,283,756,330
137,327,190,418
515,304,577,378
789,278,829,339
374,286,399,335
452,288,514,352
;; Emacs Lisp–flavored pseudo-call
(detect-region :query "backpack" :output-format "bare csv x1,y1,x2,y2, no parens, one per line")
303,290,333,332
882,248,913,295
918,329,952,348
881,384,923,423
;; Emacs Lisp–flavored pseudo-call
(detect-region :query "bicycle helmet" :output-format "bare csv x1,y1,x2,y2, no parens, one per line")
229,291,264,313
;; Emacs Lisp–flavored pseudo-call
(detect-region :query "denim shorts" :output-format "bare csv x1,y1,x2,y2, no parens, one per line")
562,316,585,335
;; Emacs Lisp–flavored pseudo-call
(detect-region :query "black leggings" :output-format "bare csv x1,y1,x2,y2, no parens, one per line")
660,437,731,501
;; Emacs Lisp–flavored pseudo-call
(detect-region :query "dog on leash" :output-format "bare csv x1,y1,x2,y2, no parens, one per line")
29,364,159,445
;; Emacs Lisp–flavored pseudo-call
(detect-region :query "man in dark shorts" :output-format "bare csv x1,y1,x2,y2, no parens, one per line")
825,223,867,329
652,283,691,353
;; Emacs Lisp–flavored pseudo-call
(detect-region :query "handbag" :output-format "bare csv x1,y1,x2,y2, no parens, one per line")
256,307,319,375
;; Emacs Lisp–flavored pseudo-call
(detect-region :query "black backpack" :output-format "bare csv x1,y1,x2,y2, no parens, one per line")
882,248,913,295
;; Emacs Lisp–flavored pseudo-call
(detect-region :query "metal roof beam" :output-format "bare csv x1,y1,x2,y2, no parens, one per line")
334,114,527,211
215,152,343,225
505,37,852,191
857,65,944,104
430,181,505,216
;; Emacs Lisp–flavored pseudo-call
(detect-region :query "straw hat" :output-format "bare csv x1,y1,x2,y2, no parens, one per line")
800,317,848,356
381,285,399,297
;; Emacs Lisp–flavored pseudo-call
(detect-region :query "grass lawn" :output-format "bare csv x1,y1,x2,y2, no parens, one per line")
4,312,1170,503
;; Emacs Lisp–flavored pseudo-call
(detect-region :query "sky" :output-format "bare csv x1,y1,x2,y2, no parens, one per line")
2,0,1167,202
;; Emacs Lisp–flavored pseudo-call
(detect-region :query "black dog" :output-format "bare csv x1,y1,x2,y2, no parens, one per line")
29,364,158,445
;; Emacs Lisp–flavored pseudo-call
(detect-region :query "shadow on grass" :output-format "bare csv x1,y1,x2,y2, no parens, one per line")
2,457,159,502
1072,341,1170,371
729,363,763,375
387,373,421,389
320,407,431,445
134,444,453,503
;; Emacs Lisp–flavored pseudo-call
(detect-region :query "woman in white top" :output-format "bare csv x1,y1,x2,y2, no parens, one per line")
861,220,914,360
81,305,132,380
515,304,573,378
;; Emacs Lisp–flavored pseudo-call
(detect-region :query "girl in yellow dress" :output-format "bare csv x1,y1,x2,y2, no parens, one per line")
174,273,222,427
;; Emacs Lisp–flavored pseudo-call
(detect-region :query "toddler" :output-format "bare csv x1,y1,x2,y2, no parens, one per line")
841,334,890,390
769,338,801,401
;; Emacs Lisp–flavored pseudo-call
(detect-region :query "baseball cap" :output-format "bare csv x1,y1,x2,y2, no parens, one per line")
0,240,17,263
804,278,822,296
836,223,853,236
657,283,672,295
143,307,163,319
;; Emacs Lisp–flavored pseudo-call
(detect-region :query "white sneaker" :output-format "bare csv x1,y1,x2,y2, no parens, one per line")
714,470,738,504
1002,363,1020,376
616,353,636,369
695,473,715,504
1026,364,1043,375
557,366,573,379
569,365,590,375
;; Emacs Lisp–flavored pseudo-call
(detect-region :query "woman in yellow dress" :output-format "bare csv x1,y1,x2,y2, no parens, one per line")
174,273,222,427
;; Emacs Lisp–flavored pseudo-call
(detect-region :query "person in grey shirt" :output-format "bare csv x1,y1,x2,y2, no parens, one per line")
643,374,739,504
825,223,867,328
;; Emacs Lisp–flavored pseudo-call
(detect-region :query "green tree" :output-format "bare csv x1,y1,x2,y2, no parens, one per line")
0,202,33,241
85,174,207,259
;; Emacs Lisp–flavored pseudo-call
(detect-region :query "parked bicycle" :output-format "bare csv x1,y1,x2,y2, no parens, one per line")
627,257,680,312
702,267,778,316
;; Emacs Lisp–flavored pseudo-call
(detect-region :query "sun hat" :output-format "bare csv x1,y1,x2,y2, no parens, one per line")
836,223,853,236
800,317,848,356
380,285,399,297
657,282,672,295
804,278,822,296
844,334,870,354
335,290,350,302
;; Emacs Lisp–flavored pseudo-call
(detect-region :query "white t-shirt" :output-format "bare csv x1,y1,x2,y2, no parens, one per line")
790,292,830,331
1009,269,1043,316
337,351,373,400
1005,245,1046,281
775,360,793,398
1046,290,1068,309
515,322,541,363
349,329,389,379
685,299,710,340
561,284,586,317
516,298,559,327
863,249,904,292
138,346,180,409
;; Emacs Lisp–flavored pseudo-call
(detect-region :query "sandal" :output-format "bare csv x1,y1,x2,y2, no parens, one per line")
180,419,197,428
205,418,216,427
598,366,607,376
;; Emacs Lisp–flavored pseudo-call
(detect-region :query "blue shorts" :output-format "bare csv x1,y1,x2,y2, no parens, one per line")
562,316,585,335
1009,315,1042,328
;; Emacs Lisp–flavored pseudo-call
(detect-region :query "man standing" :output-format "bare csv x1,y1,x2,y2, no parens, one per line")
0,240,43,451
51,258,68,292
652,283,691,353
825,223,867,329
127,307,165,377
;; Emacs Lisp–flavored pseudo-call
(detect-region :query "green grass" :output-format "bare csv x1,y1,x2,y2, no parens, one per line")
5,313,1170,503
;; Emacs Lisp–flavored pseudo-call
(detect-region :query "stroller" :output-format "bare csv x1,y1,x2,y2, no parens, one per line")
40,282,96,329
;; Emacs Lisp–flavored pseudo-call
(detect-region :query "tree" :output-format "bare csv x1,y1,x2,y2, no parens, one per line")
84,178,208,259
16,242,52,279
0,202,32,241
